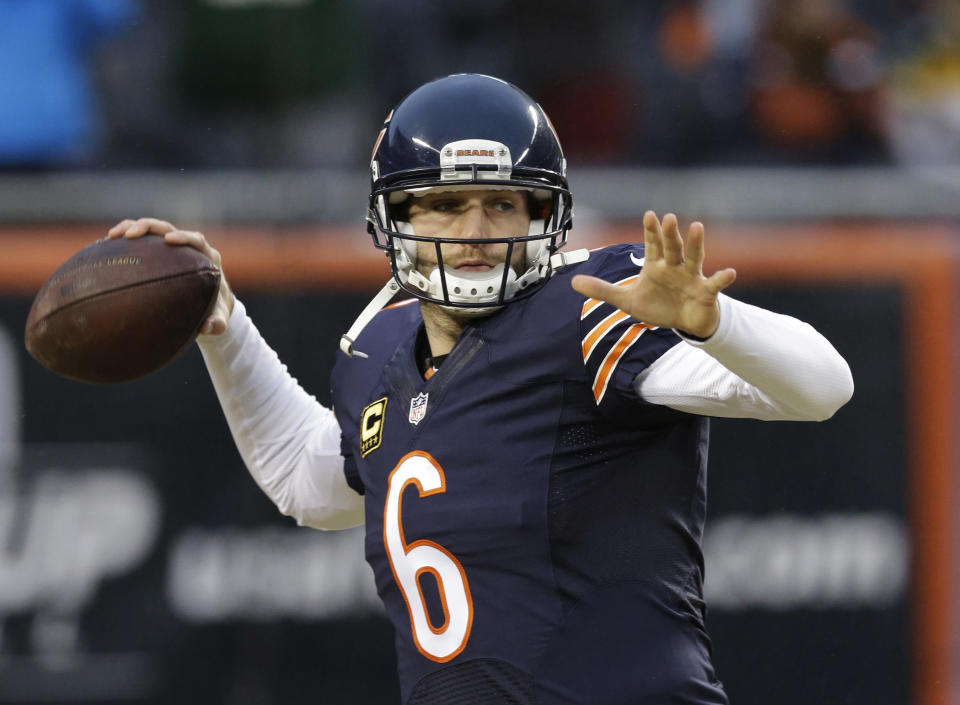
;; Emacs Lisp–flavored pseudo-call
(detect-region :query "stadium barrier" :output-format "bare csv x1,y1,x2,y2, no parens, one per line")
0,220,956,705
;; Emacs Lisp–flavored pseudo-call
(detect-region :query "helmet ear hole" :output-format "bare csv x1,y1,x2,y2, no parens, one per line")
389,198,411,222
525,193,553,221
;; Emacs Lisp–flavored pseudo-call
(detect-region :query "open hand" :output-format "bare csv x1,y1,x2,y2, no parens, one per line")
106,217,235,335
571,211,736,338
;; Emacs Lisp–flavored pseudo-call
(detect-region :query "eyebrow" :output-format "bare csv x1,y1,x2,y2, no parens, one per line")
426,192,521,203
410,192,525,214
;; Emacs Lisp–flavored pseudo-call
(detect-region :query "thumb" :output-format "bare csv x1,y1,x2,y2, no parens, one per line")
200,298,231,335
200,277,235,336
571,274,631,310
705,268,737,295
200,314,227,336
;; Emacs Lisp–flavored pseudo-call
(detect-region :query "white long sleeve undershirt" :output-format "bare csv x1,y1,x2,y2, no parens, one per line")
198,300,365,530
636,294,853,421
198,294,852,530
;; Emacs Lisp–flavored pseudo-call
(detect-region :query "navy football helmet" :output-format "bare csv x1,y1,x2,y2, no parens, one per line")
367,74,574,309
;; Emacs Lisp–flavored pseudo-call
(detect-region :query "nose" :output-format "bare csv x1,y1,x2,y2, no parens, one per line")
456,205,488,239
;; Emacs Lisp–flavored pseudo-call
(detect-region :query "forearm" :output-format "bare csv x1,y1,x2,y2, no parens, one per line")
197,300,364,529
637,294,854,420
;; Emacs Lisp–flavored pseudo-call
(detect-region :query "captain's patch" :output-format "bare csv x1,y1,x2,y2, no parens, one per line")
360,397,388,456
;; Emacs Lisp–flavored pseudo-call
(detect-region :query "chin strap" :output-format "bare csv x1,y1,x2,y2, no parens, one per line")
339,248,591,358
548,247,590,270
339,279,401,358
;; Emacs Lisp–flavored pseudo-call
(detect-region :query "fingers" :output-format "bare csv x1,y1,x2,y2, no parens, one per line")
107,217,176,239
684,219,735,295
106,219,135,238
107,218,233,338
646,213,708,274
570,274,630,311
168,230,230,324
659,213,685,266
106,219,222,268
644,211,687,267
642,211,662,262
685,221,705,275
164,229,220,264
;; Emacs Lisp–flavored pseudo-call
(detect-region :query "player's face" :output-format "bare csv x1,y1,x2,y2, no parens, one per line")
407,190,530,275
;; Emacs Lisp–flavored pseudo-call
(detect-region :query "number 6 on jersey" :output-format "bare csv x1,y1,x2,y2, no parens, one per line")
383,451,474,662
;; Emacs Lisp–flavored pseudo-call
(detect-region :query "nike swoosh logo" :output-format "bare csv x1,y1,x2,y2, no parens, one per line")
629,253,644,267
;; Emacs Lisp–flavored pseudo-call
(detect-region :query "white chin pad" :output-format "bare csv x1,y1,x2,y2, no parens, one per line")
429,264,517,304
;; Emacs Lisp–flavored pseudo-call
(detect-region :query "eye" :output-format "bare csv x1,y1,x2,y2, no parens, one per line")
492,200,516,213
431,199,459,213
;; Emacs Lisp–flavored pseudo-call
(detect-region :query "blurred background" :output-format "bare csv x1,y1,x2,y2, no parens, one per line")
1,0,959,703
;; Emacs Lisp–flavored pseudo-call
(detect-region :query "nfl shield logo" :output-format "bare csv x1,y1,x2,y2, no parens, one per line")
408,392,429,426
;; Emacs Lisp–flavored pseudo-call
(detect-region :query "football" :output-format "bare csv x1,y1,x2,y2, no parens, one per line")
24,234,221,384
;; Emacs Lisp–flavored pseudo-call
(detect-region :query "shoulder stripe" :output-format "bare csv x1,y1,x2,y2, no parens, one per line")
579,274,640,319
581,299,604,319
385,298,418,310
582,310,630,362
591,323,653,404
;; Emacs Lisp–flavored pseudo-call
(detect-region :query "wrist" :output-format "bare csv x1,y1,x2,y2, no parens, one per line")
676,301,721,341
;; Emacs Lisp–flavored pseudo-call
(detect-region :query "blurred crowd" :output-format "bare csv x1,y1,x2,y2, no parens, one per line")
1,0,958,170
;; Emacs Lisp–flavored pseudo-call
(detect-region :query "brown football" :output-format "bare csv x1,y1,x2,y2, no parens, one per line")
25,234,221,384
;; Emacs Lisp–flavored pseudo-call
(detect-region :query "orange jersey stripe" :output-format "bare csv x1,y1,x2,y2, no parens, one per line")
581,310,631,362
591,323,652,403
580,299,605,319
580,274,640,319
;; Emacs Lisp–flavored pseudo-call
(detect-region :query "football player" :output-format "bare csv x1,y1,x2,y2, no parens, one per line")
108,74,853,704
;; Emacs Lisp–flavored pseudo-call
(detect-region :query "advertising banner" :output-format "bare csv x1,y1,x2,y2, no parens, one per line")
0,222,954,705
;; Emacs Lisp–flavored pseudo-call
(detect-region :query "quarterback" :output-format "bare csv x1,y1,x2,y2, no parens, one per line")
108,74,853,704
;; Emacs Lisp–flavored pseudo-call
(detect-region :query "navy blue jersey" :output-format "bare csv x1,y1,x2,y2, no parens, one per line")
331,245,727,705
